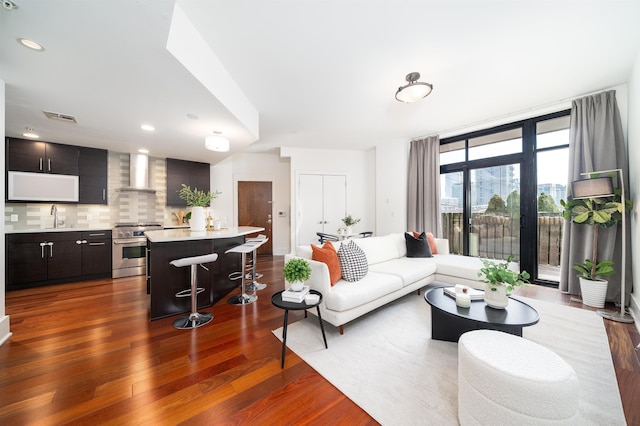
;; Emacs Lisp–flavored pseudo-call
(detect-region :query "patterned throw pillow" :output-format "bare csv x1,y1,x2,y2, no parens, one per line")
337,240,368,282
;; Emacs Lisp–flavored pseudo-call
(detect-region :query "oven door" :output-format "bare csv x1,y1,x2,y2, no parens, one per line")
112,238,147,277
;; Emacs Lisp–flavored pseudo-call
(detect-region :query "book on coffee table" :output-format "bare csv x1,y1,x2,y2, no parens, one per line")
281,286,310,303
443,286,484,301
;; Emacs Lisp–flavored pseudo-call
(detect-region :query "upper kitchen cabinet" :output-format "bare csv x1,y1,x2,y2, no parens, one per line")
166,158,210,206
7,137,79,175
78,147,108,204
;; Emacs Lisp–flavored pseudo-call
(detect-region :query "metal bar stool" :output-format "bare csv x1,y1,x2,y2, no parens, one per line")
226,243,259,305
170,253,218,329
245,235,269,291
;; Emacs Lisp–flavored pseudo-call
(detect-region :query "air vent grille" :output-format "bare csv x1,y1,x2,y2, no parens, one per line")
43,110,78,123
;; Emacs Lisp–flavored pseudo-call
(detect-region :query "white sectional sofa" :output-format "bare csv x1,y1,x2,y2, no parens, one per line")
288,232,514,334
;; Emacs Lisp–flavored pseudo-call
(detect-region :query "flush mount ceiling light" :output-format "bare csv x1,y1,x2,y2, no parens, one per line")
205,133,230,152
395,72,433,103
141,124,155,131
17,37,44,51
22,127,39,138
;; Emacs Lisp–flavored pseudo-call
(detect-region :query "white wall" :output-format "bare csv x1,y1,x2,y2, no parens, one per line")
281,146,374,252
0,78,11,346
375,139,410,235
627,49,640,329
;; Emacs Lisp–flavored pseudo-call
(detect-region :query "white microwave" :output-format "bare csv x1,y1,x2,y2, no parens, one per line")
8,171,79,202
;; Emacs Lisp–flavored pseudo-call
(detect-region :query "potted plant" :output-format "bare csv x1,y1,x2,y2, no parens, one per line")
341,214,361,235
179,184,221,232
478,256,530,309
283,258,312,291
560,186,630,307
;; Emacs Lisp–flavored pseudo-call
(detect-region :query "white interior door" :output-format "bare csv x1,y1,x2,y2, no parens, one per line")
297,174,346,246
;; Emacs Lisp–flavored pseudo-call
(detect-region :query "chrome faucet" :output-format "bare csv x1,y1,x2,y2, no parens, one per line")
51,204,58,228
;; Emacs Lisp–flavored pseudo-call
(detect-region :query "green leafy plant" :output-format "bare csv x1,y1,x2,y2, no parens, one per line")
341,214,361,227
178,184,221,207
478,256,530,294
560,179,631,280
283,258,312,283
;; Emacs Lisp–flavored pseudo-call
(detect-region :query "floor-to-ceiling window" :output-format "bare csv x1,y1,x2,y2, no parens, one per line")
439,110,569,285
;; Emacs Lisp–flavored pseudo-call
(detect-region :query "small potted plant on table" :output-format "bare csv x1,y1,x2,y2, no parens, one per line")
341,214,361,235
283,258,312,292
478,256,529,309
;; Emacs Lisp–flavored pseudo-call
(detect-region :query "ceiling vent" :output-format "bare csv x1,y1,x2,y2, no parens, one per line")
43,110,78,123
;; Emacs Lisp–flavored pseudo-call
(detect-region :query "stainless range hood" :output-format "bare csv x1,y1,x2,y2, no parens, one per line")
117,153,156,193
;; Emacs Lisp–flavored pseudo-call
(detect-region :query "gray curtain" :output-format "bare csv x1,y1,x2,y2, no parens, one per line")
407,136,442,235
559,90,631,304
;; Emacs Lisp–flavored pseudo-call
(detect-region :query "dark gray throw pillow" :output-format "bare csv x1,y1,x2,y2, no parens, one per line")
405,232,433,258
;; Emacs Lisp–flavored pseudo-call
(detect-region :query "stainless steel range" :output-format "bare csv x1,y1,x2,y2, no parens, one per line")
112,223,162,278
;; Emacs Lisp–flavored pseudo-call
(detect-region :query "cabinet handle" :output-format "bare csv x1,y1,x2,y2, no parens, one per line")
39,158,43,171
40,242,46,258
103,188,106,200
76,240,83,245
88,233,105,237
48,159,51,172
47,242,54,257
89,242,105,246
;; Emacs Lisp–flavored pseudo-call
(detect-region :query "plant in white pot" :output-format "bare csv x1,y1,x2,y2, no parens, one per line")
179,184,221,232
283,258,312,292
341,214,360,235
561,187,630,308
478,256,529,309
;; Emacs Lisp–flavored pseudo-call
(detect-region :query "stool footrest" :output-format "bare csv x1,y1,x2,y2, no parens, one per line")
175,287,205,298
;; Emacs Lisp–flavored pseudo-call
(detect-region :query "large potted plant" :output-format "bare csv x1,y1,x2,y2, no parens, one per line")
179,184,221,232
478,256,530,309
560,188,629,307
283,258,312,292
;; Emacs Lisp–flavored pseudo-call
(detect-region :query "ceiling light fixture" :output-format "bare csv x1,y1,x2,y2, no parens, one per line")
141,124,155,131
205,133,230,152
138,148,149,154
395,72,433,103
17,37,44,51
22,128,39,139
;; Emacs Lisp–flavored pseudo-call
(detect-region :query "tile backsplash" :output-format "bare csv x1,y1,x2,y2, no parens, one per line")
4,152,181,231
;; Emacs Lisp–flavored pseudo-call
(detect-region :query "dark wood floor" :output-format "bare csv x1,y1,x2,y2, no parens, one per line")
1,255,638,425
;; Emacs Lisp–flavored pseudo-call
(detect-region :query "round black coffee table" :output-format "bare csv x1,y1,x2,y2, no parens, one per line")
272,289,327,368
425,287,539,342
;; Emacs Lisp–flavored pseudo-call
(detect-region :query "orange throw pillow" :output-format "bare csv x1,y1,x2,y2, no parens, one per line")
311,241,341,285
426,232,438,254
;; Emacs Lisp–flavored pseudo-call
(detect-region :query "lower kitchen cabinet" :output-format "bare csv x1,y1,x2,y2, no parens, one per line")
6,230,112,290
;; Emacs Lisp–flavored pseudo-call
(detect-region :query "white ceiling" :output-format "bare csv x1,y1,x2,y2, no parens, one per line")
2,0,640,164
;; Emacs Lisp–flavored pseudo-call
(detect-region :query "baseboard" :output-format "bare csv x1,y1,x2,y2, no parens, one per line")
0,315,12,347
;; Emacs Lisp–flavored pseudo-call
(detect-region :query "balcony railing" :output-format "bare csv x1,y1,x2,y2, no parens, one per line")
441,213,564,273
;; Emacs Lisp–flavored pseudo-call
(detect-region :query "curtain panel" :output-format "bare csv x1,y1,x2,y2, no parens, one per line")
559,90,631,303
407,136,441,236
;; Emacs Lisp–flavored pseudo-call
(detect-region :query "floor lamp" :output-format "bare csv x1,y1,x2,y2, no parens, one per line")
572,168,634,324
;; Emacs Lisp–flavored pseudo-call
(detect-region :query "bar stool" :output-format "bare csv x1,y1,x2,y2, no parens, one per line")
245,235,269,291
170,253,218,329
226,243,259,305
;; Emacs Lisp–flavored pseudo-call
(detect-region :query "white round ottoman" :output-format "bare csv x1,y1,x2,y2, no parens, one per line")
458,330,579,425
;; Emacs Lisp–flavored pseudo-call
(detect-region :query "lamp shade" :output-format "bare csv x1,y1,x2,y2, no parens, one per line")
571,177,614,199
205,135,230,152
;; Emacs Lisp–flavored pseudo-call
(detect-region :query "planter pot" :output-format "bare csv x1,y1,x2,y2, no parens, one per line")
189,206,206,232
290,280,305,292
579,277,608,308
484,283,509,309
346,226,353,235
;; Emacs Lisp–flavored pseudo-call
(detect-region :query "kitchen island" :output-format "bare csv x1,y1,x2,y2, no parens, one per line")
145,226,264,321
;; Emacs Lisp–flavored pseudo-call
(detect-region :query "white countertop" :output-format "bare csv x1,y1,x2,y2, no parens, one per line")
145,226,264,243
6,227,111,234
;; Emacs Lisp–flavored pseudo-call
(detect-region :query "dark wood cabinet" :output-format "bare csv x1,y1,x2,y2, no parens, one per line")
7,137,79,175
80,230,112,276
6,230,112,290
78,147,108,204
166,158,210,206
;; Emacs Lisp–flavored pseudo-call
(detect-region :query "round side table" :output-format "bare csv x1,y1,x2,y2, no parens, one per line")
271,289,327,368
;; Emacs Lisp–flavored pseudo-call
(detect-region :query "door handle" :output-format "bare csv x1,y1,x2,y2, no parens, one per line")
266,219,272,224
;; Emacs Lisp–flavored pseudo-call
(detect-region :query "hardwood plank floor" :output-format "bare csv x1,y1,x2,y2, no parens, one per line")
1,255,638,425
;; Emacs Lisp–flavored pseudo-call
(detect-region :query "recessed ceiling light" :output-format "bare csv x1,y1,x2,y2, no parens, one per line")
17,38,44,51
186,113,199,120
141,124,155,131
22,128,39,139
138,148,149,154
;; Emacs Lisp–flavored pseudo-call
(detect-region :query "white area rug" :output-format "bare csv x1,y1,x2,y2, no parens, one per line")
273,291,625,425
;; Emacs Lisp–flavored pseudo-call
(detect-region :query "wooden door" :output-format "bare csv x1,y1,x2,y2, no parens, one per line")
238,181,273,254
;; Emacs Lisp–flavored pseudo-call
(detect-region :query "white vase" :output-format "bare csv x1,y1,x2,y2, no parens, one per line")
346,226,353,235
579,277,608,308
189,206,206,232
290,280,304,292
484,283,509,309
